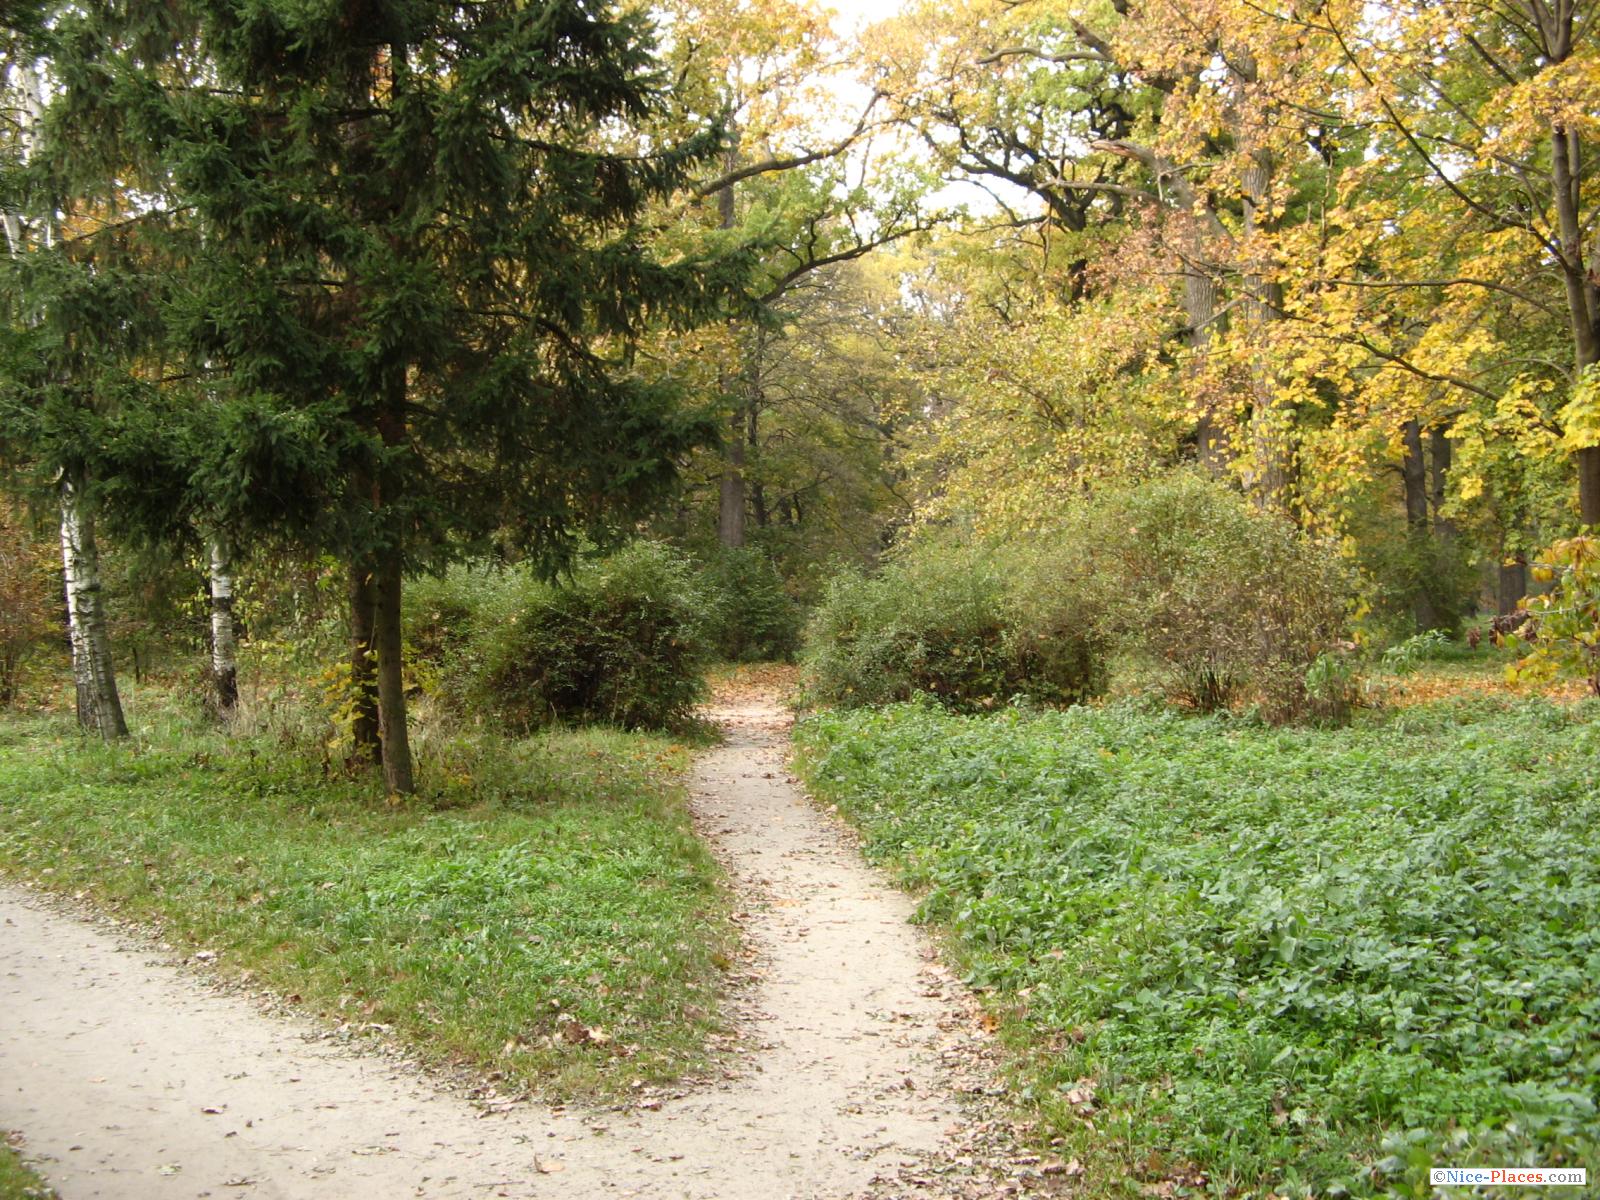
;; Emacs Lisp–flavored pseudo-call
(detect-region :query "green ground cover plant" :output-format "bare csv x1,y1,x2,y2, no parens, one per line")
0,681,735,1100
0,1137,55,1200
794,696,1600,1198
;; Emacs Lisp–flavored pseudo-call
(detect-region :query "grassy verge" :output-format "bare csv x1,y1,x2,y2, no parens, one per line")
0,1137,55,1200
0,684,735,1100
794,696,1600,1199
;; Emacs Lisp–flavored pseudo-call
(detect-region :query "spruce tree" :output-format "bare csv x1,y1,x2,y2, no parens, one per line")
29,0,749,790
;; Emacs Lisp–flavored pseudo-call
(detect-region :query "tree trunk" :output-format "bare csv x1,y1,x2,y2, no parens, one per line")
1548,121,1600,524
1401,420,1439,630
1498,552,1527,616
1580,446,1600,526
372,550,413,796
372,365,414,795
747,400,768,530
58,474,128,739
1401,420,1429,528
718,401,747,548
207,534,238,717
715,141,747,549
347,561,380,763
1428,425,1455,539
1183,263,1229,476
1240,152,1293,511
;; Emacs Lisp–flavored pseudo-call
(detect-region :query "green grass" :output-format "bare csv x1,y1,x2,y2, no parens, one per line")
0,1137,55,1200
794,696,1600,1199
0,684,736,1100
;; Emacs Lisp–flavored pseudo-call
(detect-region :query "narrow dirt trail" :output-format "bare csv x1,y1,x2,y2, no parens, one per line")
1,697,1021,1200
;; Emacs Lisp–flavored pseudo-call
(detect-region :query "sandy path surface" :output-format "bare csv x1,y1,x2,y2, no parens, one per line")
1,699,1023,1200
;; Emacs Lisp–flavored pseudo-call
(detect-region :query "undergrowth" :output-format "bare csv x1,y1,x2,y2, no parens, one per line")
794,697,1600,1198
0,679,736,1100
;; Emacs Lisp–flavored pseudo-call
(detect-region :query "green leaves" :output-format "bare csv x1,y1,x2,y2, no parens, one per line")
795,697,1600,1197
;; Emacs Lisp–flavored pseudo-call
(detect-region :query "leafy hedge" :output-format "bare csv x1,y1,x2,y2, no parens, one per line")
802,538,1105,710
405,542,709,730
795,698,1600,1198
804,474,1354,722
700,547,803,662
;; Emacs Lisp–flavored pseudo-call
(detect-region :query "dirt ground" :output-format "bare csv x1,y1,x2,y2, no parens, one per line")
0,696,1049,1199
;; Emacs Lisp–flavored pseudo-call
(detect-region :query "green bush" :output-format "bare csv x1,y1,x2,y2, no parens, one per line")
802,538,1106,710
699,547,803,662
405,542,709,731
1061,473,1354,721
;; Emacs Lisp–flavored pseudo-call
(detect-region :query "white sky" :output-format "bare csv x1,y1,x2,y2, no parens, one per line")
824,0,908,34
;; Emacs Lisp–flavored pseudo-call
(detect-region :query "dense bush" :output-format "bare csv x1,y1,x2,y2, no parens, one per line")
803,538,1105,710
1051,473,1354,720
405,542,709,731
804,475,1352,721
795,698,1600,1198
699,547,803,662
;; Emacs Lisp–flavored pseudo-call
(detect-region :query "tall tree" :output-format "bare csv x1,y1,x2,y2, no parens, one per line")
1,40,135,739
37,0,748,791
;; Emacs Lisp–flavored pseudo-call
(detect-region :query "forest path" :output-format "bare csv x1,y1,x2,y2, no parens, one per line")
0,694,1024,1199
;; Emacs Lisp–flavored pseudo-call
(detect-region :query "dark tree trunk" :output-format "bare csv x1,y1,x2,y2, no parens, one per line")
1580,446,1600,526
1401,420,1429,528
748,401,767,530
715,144,746,550
373,550,412,795
373,368,414,795
1428,426,1455,539
347,561,380,763
1401,419,1439,630
1498,552,1528,615
718,401,746,548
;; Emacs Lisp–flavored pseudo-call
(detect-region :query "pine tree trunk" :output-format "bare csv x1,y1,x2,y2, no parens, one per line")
207,535,238,717
347,561,380,763
58,474,128,739
373,364,414,795
373,552,413,795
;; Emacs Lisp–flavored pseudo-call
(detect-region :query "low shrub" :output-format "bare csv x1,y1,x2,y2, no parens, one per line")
1060,473,1354,721
405,542,709,731
802,538,1106,710
699,547,803,662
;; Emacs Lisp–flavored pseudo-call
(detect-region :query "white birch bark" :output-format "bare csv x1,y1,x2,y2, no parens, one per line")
58,474,128,738
207,535,238,715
